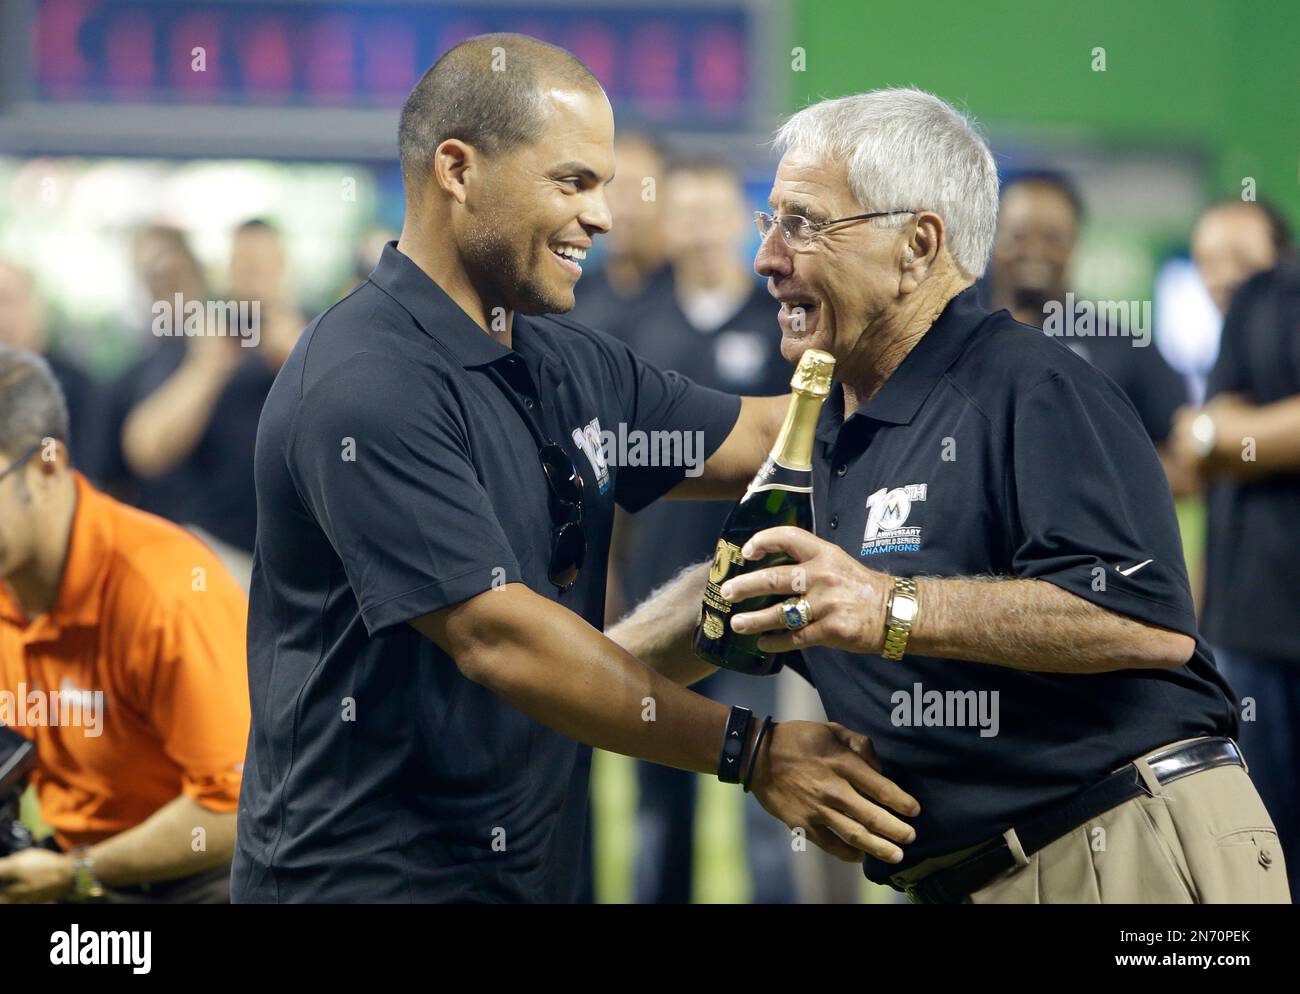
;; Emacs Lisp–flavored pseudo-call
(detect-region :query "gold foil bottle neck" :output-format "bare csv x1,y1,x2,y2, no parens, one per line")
789,348,835,396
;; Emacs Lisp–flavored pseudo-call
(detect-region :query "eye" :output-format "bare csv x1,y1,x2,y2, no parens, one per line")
559,176,583,190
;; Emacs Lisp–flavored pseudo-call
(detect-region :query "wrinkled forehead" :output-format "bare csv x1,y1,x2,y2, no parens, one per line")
767,148,858,217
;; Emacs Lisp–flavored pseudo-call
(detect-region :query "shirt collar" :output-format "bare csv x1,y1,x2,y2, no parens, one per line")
367,242,569,389
817,285,989,441
0,471,109,637
367,241,513,368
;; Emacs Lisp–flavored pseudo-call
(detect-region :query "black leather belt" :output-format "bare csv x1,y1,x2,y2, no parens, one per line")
897,737,1244,905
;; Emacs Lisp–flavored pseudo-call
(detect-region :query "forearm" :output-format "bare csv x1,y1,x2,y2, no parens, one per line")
121,359,230,478
607,560,717,686
88,795,237,887
909,576,1194,673
416,586,738,775
1208,395,1300,476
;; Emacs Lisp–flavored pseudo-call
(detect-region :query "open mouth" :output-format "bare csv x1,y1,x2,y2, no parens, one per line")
549,243,588,278
778,299,819,334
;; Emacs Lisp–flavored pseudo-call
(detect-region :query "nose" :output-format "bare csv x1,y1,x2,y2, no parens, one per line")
581,189,612,237
754,223,793,279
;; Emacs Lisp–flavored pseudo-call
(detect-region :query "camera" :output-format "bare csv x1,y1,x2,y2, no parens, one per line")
0,724,36,857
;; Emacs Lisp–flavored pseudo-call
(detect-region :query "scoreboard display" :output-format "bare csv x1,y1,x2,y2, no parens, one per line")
29,0,757,124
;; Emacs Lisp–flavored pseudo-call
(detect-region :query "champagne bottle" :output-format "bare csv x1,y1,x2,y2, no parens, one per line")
694,348,835,675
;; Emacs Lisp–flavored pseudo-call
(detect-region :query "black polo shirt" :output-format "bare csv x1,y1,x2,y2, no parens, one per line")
231,243,740,903
1202,260,1300,659
1064,325,1189,445
784,286,1236,886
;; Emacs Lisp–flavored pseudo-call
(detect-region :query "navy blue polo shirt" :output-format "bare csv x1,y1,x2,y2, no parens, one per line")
231,243,740,903
785,287,1236,886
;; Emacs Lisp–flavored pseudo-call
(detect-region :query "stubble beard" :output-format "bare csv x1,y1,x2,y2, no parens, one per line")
462,210,569,318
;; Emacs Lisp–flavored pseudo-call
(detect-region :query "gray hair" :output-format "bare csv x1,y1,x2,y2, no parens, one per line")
773,88,999,277
0,344,69,458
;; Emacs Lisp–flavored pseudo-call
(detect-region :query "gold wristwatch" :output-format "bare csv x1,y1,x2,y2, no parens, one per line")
881,577,919,661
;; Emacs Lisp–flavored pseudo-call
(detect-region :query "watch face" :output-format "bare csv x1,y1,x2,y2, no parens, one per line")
893,596,918,624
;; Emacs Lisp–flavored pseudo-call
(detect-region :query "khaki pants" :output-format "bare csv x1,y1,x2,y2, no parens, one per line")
897,739,1291,904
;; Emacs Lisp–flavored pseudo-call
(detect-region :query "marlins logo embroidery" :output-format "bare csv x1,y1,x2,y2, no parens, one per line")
861,484,927,556
570,417,611,493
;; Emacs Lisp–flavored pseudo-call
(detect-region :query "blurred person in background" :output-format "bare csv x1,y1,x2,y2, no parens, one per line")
227,218,306,368
1171,198,1297,901
0,346,249,904
109,221,297,588
610,157,795,903
334,225,400,301
569,132,670,332
1188,199,1290,317
990,172,1194,494
0,259,109,484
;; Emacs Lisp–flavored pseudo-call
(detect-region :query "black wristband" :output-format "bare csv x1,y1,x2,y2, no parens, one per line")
717,705,753,783
742,716,775,793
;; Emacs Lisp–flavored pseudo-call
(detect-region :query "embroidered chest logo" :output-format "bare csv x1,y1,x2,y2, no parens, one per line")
571,417,611,493
861,484,927,556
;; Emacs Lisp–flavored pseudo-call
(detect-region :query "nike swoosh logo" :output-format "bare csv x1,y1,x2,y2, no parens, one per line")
1117,559,1153,576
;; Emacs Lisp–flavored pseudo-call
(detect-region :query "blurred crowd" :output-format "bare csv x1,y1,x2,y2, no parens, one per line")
0,128,1296,902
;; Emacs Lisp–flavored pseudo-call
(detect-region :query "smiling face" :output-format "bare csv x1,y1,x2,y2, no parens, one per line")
1191,204,1277,315
992,181,1079,314
457,85,615,316
755,149,912,367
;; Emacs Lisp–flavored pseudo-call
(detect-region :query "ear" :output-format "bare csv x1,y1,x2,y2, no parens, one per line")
36,439,67,476
899,210,945,294
432,139,475,206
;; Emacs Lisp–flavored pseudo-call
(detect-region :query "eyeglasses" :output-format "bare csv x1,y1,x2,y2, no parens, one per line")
0,441,42,485
539,441,585,591
755,209,918,251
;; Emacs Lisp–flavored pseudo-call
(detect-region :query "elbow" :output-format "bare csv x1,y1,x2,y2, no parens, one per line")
451,621,528,694
121,423,168,480
453,639,509,690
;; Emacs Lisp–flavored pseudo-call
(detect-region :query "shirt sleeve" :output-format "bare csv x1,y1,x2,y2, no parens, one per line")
287,353,523,635
136,562,251,812
601,336,743,513
1009,368,1199,636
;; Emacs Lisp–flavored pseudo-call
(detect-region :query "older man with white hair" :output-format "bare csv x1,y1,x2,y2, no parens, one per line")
610,88,1288,903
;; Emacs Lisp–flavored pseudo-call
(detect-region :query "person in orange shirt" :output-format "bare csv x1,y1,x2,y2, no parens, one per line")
0,345,250,903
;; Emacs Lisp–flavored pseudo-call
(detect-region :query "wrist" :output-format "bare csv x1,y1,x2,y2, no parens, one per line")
863,575,891,653
49,852,77,899
69,844,104,901
880,576,921,661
